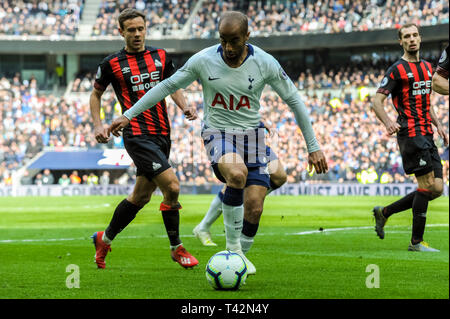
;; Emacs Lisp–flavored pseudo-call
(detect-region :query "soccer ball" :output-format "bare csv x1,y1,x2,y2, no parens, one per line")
205,250,248,290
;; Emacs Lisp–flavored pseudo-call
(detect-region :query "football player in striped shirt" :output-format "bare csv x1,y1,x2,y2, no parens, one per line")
90,8,199,269
371,23,448,252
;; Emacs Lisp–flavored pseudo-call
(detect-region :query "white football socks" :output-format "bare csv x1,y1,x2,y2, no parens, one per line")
240,234,254,254
222,202,244,252
198,194,223,231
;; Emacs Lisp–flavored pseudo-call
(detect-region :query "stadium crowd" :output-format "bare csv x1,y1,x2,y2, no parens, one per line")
0,0,84,38
1,58,448,186
91,0,194,38
1,0,447,39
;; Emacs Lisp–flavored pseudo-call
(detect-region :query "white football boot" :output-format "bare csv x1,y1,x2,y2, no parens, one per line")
235,250,256,275
193,224,217,246
408,241,440,252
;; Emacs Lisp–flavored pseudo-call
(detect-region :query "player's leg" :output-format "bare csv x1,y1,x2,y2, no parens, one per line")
241,184,267,255
373,135,432,240
92,175,155,269
201,127,256,272
194,159,286,247
106,176,156,242
217,152,248,252
372,189,417,240
408,171,443,252
153,166,199,268
266,159,287,194
193,185,226,246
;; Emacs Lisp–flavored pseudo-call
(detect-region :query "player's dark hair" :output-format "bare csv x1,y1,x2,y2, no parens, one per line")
118,8,146,30
218,11,248,35
398,23,420,39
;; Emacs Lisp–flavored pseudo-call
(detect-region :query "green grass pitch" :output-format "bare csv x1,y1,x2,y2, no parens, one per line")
0,195,448,299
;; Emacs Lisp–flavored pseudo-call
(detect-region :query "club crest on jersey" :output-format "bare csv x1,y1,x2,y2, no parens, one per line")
211,93,250,110
248,76,254,90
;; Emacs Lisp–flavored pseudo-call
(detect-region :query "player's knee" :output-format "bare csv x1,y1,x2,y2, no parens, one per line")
162,180,180,200
419,178,443,200
244,199,263,222
226,170,247,188
128,193,151,207
430,183,443,200
271,171,287,189
245,205,263,223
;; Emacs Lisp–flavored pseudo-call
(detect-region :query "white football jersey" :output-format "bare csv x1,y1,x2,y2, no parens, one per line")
168,44,299,130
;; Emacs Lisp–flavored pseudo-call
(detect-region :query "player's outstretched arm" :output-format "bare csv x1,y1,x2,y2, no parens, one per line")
282,94,328,174
116,57,199,126
170,89,198,121
108,79,181,136
371,92,400,136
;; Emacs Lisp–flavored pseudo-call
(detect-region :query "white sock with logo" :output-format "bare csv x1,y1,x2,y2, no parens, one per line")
222,203,244,252
240,234,254,254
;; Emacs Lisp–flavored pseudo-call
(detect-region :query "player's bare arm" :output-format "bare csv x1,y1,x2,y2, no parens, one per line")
371,92,400,135
432,73,449,95
170,89,198,121
429,104,449,146
90,87,110,143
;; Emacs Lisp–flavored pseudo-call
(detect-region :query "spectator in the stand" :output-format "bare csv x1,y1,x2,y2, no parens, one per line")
34,173,43,185
41,168,55,185
87,172,99,185
55,63,64,87
58,173,71,186
0,0,83,37
20,169,33,185
99,171,110,185
69,170,81,184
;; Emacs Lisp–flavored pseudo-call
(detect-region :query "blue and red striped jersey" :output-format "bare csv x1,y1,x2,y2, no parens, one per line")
377,58,434,138
94,46,175,136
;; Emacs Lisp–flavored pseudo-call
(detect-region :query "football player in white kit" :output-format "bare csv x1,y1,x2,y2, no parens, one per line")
109,11,328,275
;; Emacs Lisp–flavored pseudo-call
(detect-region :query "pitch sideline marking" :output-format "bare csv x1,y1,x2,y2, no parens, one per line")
0,224,447,244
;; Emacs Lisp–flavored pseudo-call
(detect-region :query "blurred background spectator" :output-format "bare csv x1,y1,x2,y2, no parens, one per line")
0,0,84,38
